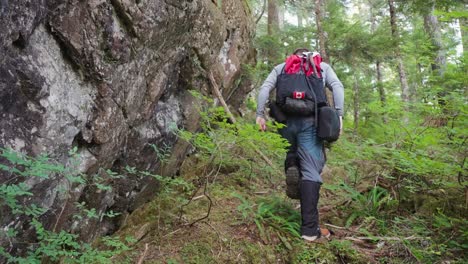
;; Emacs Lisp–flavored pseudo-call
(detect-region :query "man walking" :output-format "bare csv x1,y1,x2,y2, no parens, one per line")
256,48,344,242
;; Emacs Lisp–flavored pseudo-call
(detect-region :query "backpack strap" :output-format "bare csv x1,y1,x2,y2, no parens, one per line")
304,53,323,125
303,57,310,73
307,54,330,106
307,54,319,79
299,59,305,74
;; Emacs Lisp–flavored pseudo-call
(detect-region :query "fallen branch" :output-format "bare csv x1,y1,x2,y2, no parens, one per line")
324,223,351,230
209,72,236,124
178,155,217,223
189,177,213,226
192,195,205,201
136,243,149,264
163,228,181,238
354,218,375,233
178,183,203,224
345,237,377,249
345,235,427,241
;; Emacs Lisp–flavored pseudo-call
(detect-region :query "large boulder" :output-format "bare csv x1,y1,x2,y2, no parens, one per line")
0,0,254,254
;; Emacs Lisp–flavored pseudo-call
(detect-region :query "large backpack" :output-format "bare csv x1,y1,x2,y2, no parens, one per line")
273,52,341,142
275,53,327,116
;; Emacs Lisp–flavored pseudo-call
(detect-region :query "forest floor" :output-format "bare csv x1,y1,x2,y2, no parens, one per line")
112,155,426,264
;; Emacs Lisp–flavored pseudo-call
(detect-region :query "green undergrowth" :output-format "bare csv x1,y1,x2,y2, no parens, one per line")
323,101,467,263
0,145,189,263
119,91,465,263
2,89,466,263
0,148,140,263
114,92,373,263
116,169,371,263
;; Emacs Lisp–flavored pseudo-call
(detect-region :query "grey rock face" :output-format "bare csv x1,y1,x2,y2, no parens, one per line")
0,0,254,254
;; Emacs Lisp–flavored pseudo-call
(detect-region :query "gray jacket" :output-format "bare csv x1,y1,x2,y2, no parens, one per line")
256,62,344,118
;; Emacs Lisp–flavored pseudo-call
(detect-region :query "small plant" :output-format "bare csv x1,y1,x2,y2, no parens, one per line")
150,143,172,164
0,219,135,263
291,241,337,263
324,181,394,227
176,90,289,183
329,240,362,263
233,193,301,240
74,202,100,220
0,148,139,263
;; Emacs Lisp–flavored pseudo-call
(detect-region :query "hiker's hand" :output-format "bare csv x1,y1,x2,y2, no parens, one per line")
339,116,343,135
256,116,267,131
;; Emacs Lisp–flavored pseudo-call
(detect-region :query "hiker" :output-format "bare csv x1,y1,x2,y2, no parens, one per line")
256,48,344,242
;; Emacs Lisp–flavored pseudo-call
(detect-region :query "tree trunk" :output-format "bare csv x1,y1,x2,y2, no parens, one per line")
370,1,386,108
388,0,410,105
255,0,267,25
423,4,446,77
423,2,448,125
268,0,279,35
278,1,285,30
353,76,360,136
376,61,385,106
315,0,329,62
301,8,308,27
297,5,303,27
396,56,410,103
462,17,468,55
376,61,389,123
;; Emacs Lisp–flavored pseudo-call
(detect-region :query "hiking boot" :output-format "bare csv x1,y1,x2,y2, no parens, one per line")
301,228,331,242
286,166,300,199
320,228,331,239
301,234,321,242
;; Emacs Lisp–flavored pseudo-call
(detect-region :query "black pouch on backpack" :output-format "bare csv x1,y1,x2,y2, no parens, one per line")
268,101,287,124
317,106,340,142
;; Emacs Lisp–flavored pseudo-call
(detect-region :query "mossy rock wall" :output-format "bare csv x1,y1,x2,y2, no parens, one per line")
0,0,255,253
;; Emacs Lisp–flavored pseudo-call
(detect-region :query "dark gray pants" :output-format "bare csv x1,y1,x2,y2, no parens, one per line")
280,116,325,183
280,116,325,236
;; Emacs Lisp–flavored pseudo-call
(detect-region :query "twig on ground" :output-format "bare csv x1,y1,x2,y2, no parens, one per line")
202,221,224,258
178,157,215,220
210,162,223,186
163,228,181,238
344,237,377,249
189,177,213,226
136,243,149,264
178,152,219,225
401,242,422,264
192,195,205,201
203,221,222,240
354,218,375,232
178,183,203,223
345,235,426,241
324,223,353,231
